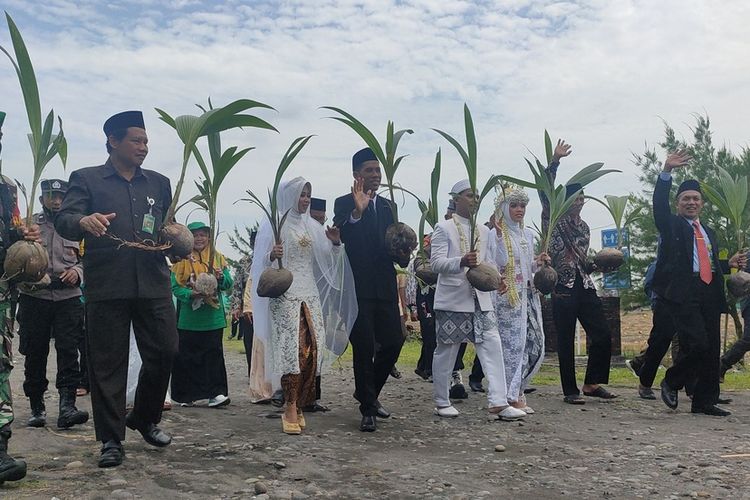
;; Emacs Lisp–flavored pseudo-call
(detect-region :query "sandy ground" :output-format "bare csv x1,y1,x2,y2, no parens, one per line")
4,312,750,500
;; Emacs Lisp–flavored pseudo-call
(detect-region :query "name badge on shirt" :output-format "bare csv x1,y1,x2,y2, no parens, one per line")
142,196,156,234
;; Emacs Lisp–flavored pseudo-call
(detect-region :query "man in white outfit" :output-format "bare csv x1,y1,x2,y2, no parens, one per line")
430,180,525,421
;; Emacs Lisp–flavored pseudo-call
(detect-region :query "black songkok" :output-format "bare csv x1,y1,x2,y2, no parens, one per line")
677,179,701,197
103,110,145,136
310,197,326,211
352,147,378,171
565,183,583,200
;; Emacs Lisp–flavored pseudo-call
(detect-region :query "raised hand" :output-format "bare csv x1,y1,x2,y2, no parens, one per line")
351,178,372,218
552,139,572,162
460,250,479,268
663,149,692,172
325,225,341,245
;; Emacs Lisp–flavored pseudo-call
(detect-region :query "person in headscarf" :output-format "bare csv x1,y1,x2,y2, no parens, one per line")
492,186,547,413
541,138,618,405
170,221,233,408
252,177,357,434
430,179,525,421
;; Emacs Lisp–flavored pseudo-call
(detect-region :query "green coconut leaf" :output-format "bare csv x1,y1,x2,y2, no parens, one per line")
2,13,67,225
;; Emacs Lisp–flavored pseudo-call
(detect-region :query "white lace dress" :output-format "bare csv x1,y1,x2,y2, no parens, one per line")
269,223,327,376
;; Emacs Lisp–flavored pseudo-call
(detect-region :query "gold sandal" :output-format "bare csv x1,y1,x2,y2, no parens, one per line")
296,410,306,430
281,414,301,435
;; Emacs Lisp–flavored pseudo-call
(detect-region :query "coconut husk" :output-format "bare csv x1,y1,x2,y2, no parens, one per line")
533,264,558,295
466,263,502,292
414,256,437,285
160,223,194,258
593,247,625,272
257,267,294,298
385,222,417,268
3,240,48,283
727,271,750,298
194,272,219,308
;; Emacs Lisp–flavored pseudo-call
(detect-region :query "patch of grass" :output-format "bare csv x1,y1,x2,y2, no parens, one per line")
226,335,750,392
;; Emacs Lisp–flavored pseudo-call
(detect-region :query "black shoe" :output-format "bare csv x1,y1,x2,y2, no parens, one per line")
302,403,330,412
717,395,733,405
375,401,391,419
0,429,27,483
98,440,124,468
28,396,47,428
638,385,656,400
691,404,731,417
660,379,678,410
57,388,89,429
449,383,468,399
523,387,537,395
359,415,376,432
390,366,402,379
414,368,430,380
125,412,171,447
469,380,485,393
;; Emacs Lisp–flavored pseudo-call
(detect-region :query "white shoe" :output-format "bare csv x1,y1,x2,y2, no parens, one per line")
434,406,460,418
208,395,231,408
520,406,535,414
496,406,526,421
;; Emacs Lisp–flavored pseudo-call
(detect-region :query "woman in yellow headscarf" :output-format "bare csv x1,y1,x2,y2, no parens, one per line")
170,222,233,408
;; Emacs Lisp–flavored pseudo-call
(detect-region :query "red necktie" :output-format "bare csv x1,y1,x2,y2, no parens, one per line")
692,221,712,284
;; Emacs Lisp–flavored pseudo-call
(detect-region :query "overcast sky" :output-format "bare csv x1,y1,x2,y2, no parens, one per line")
2,0,748,257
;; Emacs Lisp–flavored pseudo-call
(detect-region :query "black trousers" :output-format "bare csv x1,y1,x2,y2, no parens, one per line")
86,298,178,443
351,299,404,416
171,329,228,403
552,274,612,396
664,278,721,409
638,299,677,388
721,306,750,369
18,295,84,397
416,315,436,375
241,318,255,378
78,314,89,391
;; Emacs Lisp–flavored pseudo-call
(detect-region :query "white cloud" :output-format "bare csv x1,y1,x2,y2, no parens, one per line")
1,0,749,257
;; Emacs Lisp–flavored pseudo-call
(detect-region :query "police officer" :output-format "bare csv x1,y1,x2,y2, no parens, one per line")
0,110,32,484
18,179,88,429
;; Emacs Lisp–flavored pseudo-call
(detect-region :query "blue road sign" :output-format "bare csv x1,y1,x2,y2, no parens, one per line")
601,228,631,289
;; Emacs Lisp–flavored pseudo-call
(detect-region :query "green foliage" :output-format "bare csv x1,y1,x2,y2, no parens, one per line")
1,12,67,224
700,167,748,250
321,106,413,222
500,130,618,251
227,223,259,264
433,104,502,250
239,136,314,268
155,98,276,222
627,114,750,310
588,195,643,249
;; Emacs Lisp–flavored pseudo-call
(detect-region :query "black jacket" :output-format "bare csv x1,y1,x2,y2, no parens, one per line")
333,193,397,303
55,160,173,302
652,173,728,311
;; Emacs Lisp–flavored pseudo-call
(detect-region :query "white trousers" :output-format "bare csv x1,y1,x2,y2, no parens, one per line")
433,328,509,408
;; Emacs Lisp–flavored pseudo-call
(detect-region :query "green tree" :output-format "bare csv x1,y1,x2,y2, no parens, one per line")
628,115,750,336
226,222,258,268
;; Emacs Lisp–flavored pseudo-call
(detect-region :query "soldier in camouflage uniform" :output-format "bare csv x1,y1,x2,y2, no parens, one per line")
0,111,31,484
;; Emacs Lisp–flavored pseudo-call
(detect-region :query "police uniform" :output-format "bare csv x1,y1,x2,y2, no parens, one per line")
18,179,88,429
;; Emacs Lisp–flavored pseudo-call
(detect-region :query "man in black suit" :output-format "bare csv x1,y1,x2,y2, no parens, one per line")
333,148,405,432
653,150,746,416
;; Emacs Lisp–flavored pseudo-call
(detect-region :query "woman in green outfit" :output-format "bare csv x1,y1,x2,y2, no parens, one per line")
170,222,233,407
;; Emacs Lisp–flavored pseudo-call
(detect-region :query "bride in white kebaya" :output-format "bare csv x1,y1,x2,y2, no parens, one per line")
251,176,357,434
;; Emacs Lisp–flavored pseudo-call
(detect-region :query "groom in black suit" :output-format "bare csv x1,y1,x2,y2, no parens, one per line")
333,148,405,432
653,150,746,416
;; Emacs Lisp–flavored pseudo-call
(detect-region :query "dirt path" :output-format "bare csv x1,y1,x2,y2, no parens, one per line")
5,339,750,499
